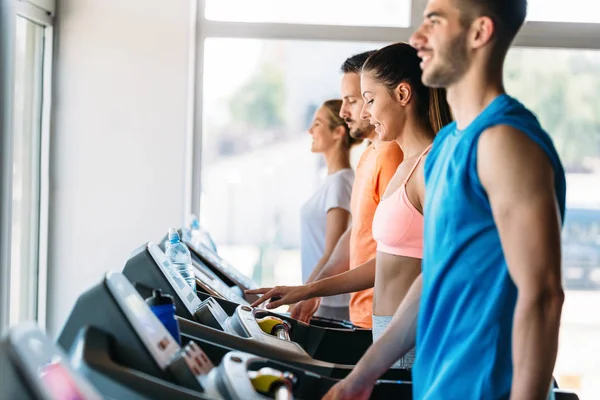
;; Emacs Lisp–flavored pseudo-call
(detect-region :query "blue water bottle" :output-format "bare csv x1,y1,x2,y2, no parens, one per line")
146,289,181,345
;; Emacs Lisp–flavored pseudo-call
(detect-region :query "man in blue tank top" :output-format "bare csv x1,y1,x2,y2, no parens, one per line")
322,0,566,399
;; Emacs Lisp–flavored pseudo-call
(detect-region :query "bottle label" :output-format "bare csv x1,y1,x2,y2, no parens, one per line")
147,242,203,315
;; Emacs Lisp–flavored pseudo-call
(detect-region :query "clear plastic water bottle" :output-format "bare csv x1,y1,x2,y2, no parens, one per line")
188,214,218,253
165,228,196,290
189,215,203,248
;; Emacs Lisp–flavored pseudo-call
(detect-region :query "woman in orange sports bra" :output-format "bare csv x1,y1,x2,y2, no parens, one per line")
247,42,453,368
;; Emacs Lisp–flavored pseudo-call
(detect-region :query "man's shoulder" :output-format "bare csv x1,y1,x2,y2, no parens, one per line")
376,141,404,163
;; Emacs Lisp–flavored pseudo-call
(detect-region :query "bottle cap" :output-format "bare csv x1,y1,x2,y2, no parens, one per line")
145,289,175,307
168,228,180,244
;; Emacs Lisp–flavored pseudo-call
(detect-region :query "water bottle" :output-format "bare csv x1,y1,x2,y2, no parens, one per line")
145,289,181,344
189,215,203,249
188,214,218,253
165,228,196,290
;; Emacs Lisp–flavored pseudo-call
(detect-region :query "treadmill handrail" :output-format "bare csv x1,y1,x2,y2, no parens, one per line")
179,317,349,370
185,240,258,290
177,317,412,382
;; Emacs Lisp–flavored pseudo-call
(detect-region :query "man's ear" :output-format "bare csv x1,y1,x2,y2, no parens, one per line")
469,16,495,49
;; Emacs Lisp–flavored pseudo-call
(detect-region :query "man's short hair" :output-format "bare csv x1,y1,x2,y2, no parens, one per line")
341,50,377,74
457,0,527,49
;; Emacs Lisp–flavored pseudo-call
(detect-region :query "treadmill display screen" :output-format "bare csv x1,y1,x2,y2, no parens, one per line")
124,293,158,337
39,362,84,400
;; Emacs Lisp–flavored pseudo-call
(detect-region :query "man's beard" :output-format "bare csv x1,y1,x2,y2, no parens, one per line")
423,31,470,88
347,120,371,140
350,126,366,140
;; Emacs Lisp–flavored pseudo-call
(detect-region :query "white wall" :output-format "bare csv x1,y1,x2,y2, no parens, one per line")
47,0,191,334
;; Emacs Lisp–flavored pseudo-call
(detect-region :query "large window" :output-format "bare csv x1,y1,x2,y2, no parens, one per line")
205,0,411,27
507,48,600,399
194,2,600,399
200,39,376,288
9,16,45,326
204,0,600,27
199,42,600,398
1,0,54,330
528,0,600,23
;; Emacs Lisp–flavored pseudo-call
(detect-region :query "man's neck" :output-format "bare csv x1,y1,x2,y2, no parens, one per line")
446,66,505,131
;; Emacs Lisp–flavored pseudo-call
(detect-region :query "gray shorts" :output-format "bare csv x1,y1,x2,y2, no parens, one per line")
315,305,350,322
372,314,415,369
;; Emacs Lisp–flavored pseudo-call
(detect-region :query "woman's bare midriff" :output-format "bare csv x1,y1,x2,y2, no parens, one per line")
373,251,421,316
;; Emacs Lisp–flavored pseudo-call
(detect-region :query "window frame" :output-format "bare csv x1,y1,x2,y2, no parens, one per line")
186,0,600,217
0,0,54,333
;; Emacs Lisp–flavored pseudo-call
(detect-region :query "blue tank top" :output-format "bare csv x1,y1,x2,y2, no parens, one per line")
413,94,566,399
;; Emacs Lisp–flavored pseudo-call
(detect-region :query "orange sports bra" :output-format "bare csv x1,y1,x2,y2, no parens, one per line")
371,144,432,259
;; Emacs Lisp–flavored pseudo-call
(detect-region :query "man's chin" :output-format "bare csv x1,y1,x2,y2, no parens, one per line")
423,71,447,88
349,130,364,140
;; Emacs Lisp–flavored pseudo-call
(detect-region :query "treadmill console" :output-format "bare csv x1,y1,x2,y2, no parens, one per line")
106,271,181,369
186,241,258,290
2,322,102,400
106,272,220,392
149,242,247,307
76,273,297,399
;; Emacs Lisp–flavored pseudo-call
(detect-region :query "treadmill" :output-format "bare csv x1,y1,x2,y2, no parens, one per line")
174,229,360,330
57,271,413,399
0,322,103,400
123,242,380,375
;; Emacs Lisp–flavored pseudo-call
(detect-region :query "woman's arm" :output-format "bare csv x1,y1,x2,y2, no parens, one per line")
307,257,376,298
247,257,376,309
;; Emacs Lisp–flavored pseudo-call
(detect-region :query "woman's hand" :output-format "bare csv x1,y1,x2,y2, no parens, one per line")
246,285,313,309
321,373,375,400
289,298,322,323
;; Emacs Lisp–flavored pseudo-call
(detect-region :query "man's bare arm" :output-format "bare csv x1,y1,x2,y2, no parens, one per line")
478,125,564,400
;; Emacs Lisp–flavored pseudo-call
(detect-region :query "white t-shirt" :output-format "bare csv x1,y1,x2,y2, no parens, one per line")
300,168,354,308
